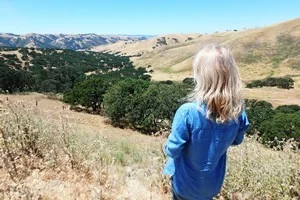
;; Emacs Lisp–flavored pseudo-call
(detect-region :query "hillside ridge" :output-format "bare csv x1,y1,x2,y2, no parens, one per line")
92,18,300,82
0,33,153,50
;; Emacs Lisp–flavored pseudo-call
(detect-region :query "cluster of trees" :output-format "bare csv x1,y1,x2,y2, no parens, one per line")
246,76,294,89
64,77,191,133
0,47,150,93
1,47,299,149
0,65,35,93
64,76,112,112
245,99,300,148
104,79,190,132
64,76,299,147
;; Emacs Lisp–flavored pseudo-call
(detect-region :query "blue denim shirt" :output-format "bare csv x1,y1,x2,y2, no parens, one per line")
163,102,249,200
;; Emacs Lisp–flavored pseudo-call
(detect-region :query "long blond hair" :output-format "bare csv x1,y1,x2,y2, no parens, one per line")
192,44,243,123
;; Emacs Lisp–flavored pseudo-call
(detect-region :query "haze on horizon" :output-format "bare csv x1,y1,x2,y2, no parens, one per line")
0,0,299,35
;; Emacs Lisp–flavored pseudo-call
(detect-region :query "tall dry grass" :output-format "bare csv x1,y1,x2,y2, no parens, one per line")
0,99,299,200
222,136,300,200
0,100,168,199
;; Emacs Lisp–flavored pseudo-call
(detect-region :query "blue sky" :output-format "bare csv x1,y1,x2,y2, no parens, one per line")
0,0,299,35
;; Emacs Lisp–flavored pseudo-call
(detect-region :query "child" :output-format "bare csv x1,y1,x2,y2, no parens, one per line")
163,44,249,200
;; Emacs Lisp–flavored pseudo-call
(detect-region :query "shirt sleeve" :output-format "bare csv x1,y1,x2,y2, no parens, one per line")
232,109,250,145
165,105,191,159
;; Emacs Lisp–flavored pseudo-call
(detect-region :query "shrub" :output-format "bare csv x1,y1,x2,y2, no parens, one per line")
245,99,300,149
103,79,151,126
136,82,190,132
0,102,52,180
182,77,194,86
259,113,300,149
246,80,263,88
64,77,110,112
244,99,275,135
0,66,35,93
223,136,300,199
104,80,190,133
275,104,300,114
246,76,294,89
159,80,173,85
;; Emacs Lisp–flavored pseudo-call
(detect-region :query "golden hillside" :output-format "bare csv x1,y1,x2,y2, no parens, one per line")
1,94,299,199
92,18,300,83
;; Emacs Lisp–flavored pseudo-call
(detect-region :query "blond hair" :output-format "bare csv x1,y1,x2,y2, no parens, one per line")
192,44,243,123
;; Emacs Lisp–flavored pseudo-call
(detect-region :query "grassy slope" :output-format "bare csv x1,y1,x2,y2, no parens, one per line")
92,18,300,84
1,20,299,106
92,18,300,106
0,94,166,199
0,94,299,200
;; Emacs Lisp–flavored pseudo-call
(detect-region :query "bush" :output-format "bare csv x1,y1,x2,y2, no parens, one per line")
246,80,263,88
104,80,190,133
259,113,300,149
246,76,294,89
245,99,300,149
103,79,151,126
244,99,275,135
136,82,190,132
182,77,194,86
0,102,47,180
275,104,300,114
64,77,110,112
159,80,173,85
0,66,35,93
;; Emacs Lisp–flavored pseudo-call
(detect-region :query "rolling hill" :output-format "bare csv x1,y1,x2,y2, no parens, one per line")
0,33,152,50
92,18,300,83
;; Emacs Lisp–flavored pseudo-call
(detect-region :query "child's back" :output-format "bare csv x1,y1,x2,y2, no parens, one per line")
164,102,248,199
163,44,249,200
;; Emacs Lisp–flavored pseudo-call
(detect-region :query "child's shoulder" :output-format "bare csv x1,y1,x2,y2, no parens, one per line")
177,102,207,125
177,102,203,115
178,102,197,111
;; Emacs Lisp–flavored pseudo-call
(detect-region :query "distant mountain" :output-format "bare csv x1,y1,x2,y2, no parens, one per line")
0,33,152,50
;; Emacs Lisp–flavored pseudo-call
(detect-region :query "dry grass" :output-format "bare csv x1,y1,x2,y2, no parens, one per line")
91,34,201,56
91,18,300,83
0,93,299,200
243,87,300,107
223,136,300,200
0,94,169,200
